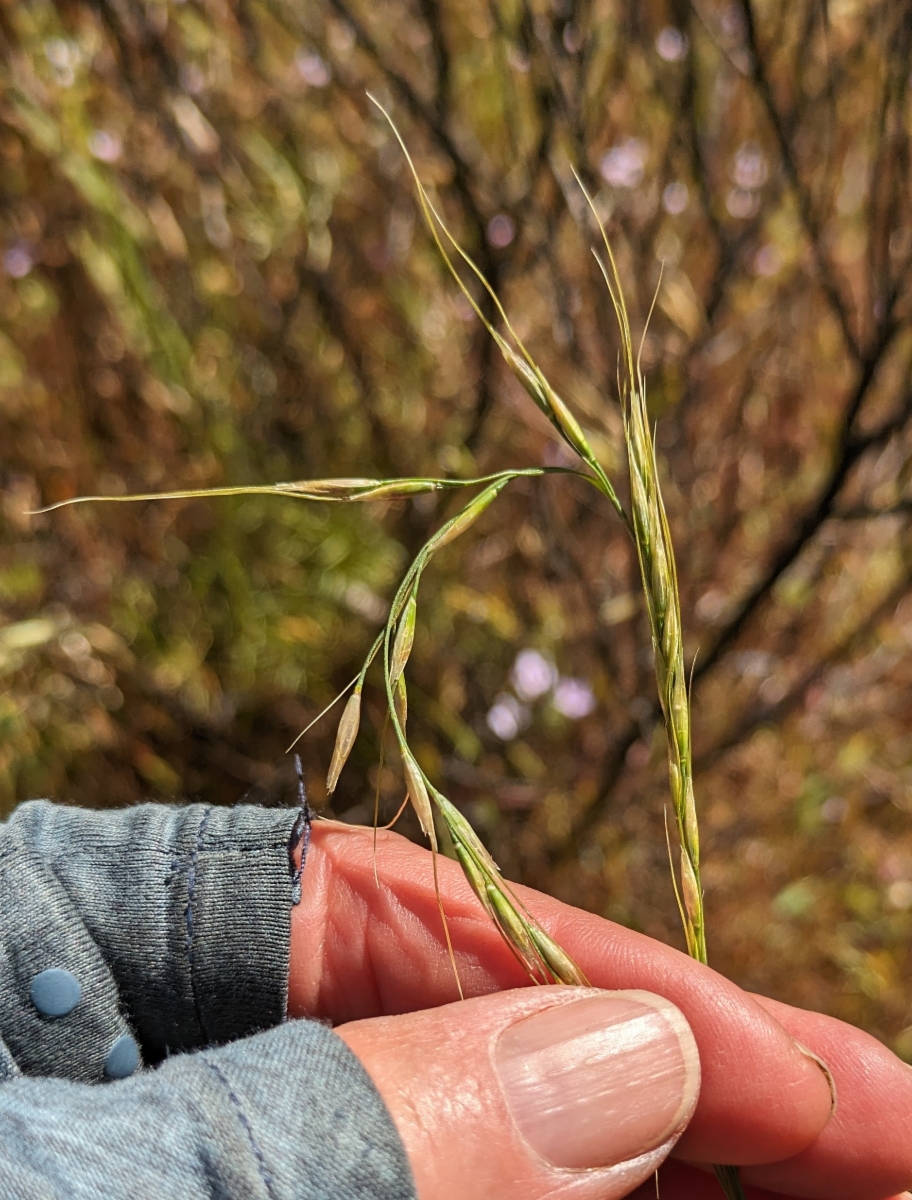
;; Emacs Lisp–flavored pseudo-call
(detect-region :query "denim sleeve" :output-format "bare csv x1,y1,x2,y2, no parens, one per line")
0,1018,415,1199
0,800,417,1199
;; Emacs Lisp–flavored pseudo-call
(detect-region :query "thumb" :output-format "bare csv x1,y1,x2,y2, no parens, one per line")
337,986,700,1200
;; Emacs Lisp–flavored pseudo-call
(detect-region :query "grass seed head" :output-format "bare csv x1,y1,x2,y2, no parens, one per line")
528,925,589,987
499,341,597,465
278,477,377,494
543,386,594,463
576,180,711,973
429,478,511,554
403,752,436,848
487,882,537,959
390,593,417,685
680,846,702,946
499,342,553,417
451,836,493,914
326,687,362,794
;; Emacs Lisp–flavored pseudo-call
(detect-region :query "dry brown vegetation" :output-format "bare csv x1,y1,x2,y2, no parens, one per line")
1,0,911,1058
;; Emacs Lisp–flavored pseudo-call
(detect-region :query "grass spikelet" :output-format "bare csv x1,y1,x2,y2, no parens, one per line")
402,751,436,848
527,925,588,988
390,593,418,686
426,477,512,554
326,687,362,795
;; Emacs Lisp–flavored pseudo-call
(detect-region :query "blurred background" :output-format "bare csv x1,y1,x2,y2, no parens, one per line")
1,0,911,1055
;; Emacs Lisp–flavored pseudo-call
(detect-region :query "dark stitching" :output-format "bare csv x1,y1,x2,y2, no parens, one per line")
287,754,312,906
210,840,295,854
185,807,211,1044
204,1059,279,1200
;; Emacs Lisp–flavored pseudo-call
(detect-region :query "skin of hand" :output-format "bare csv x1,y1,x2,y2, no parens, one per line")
288,821,912,1200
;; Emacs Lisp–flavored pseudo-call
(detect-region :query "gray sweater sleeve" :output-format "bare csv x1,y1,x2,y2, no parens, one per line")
3,800,300,1066
0,1020,415,1200
0,800,417,1199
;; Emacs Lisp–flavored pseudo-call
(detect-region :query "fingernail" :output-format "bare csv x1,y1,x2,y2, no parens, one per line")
795,1041,838,1116
495,991,700,1171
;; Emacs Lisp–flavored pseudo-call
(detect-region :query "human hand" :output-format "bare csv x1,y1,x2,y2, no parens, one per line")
289,821,912,1200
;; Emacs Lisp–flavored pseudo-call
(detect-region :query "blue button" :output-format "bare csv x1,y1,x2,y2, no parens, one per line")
30,969,81,1017
104,1034,140,1080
